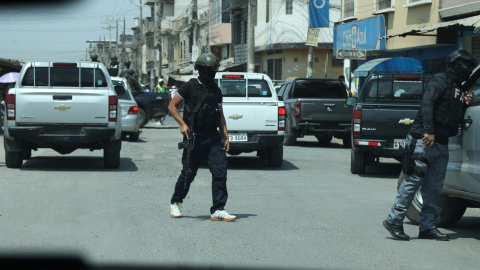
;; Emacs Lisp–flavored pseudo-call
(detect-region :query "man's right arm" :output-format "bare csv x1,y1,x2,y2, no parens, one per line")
168,94,190,139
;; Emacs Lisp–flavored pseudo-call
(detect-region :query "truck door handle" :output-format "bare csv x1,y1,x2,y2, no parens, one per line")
464,118,473,124
53,95,72,100
324,104,336,107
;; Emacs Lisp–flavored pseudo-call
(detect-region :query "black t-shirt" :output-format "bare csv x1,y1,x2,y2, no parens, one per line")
177,78,222,136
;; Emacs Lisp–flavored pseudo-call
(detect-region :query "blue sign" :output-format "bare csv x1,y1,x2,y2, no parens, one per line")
334,16,387,53
309,0,329,28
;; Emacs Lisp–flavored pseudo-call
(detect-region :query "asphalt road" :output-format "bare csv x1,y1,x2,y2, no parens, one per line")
1,117,480,269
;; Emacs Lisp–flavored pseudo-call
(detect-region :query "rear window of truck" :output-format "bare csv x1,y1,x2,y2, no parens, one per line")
219,79,273,97
21,67,108,88
112,80,132,100
363,75,428,102
293,80,345,99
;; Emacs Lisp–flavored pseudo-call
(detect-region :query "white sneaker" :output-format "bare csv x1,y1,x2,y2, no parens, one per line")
211,210,236,222
170,202,182,218
158,122,162,126
155,122,161,126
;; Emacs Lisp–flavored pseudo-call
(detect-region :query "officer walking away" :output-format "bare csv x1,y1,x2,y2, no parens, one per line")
90,53,100,62
167,53,235,222
383,50,478,241
108,55,122,77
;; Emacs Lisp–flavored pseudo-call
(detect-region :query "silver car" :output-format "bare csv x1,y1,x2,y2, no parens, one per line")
111,77,141,142
400,65,480,227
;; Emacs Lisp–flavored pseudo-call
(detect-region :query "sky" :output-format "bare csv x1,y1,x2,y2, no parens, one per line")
0,0,153,62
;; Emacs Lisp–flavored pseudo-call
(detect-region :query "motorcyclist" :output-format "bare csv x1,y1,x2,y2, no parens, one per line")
383,50,478,241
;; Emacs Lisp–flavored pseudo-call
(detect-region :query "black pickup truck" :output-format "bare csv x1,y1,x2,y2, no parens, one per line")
132,91,170,127
348,74,432,174
278,78,352,146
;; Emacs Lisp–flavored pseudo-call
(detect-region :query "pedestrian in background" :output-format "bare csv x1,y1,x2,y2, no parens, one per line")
145,84,151,93
383,50,478,241
154,79,170,125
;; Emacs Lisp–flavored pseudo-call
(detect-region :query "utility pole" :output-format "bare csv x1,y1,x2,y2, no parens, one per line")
192,0,197,59
139,0,143,83
103,36,106,65
124,18,126,62
247,0,256,73
306,47,314,78
116,19,119,58
155,0,163,81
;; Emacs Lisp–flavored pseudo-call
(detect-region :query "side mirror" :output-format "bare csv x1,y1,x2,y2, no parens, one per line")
132,91,138,98
345,97,357,107
114,85,126,96
277,96,284,101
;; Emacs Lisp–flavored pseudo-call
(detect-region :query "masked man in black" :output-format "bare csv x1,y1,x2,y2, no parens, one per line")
384,50,478,241
167,53,235,222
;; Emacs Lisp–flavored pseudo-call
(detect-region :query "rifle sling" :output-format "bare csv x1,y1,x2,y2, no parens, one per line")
184,84,210,129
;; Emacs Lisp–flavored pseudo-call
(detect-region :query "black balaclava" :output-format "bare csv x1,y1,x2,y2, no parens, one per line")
446,50,478,85
197,65,217,86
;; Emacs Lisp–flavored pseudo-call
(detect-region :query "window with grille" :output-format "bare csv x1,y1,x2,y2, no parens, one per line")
212,0,221,26
473,37,480,62
344,0,354,18
286,0,293,15
377,0,392,10
266,0,270,23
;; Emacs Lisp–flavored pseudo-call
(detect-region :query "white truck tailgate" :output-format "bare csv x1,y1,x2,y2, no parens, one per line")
222,101,278,132
15,89,108,124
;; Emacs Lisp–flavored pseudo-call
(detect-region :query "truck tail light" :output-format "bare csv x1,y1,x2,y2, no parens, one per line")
128,106,139,115
6,94,15,121
352,108,362,136
295,102,301,119
355,141,381,146
109,96,118,122
278,106,286,131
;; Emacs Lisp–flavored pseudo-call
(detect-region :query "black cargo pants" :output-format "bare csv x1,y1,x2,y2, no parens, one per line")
171,133,229,214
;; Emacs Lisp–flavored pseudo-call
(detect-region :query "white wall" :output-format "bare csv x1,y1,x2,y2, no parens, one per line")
255,0,340,47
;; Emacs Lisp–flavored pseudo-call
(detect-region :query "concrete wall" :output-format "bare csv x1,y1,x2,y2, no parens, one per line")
210,24,232,45
440,0,479,9
345,0,440,51
255,0,339,48
260,49,343,80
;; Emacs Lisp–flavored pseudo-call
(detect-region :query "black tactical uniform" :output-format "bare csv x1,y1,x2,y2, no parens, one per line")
384,50,478,241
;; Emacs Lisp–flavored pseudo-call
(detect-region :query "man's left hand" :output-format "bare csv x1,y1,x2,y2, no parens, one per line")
465,91,473,106
223,138,230,152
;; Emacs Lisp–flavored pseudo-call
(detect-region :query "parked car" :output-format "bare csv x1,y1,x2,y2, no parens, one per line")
131,86,169,128
214,72,285,167
111,77,141,142
400,65,480,227
348,74,432,174
278,78,352,146
4,61,124,168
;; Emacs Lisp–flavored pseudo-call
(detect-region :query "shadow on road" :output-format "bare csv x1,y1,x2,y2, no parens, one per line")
444,216,480,241
357,162,402,179
292,140,347,149
225,156,299,171
19,157,138,172
142,126,178,130
182,213,257,221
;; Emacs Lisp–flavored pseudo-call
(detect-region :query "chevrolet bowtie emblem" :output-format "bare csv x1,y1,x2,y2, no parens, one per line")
399,118,414,125
55,104,71,110
229,114,243,120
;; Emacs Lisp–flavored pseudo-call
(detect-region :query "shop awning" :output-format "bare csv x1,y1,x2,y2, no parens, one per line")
383,15,480,39
218,62,245,72
353,58,426,77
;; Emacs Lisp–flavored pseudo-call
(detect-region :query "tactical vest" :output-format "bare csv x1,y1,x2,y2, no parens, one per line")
432,73,465,137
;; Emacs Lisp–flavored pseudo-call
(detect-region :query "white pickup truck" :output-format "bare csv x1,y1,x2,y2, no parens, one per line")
215,72,285,167
4,61,125,168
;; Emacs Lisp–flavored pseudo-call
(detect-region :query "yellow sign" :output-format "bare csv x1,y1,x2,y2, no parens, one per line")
305,28,319,46
229,114,243,120
55,105,71,110
399,118,414,125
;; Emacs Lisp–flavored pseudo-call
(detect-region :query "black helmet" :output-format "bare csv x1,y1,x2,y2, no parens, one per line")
447,50,478,82
195,53,220,80
90,53,98,60
124,60,131,65
110,54,117,60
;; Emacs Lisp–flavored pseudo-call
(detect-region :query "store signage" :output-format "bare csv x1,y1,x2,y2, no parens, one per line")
305,28,320,46
334,16,386,54
336,49,367,60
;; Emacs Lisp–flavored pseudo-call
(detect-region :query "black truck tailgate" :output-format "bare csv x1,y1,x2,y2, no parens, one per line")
361,103,419,138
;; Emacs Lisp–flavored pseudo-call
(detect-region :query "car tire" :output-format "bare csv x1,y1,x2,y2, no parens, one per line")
139,108,148,128
129,131,140,142
398,173,468,228
22,147,31,160
6,150,23,168
284,119,297,146
316,135,333,145
104,150,121,169
268,145,283,167
351,148,366,174
121,133,128,140
343,136,352,148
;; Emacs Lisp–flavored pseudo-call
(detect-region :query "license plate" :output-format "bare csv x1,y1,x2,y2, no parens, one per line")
394,139,406,149
229,133,247,142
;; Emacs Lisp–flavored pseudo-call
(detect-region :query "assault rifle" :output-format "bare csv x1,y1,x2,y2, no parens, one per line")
177,88,209,189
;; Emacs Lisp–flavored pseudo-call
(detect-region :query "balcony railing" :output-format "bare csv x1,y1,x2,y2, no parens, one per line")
344,0,354,18
377,0,392,10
